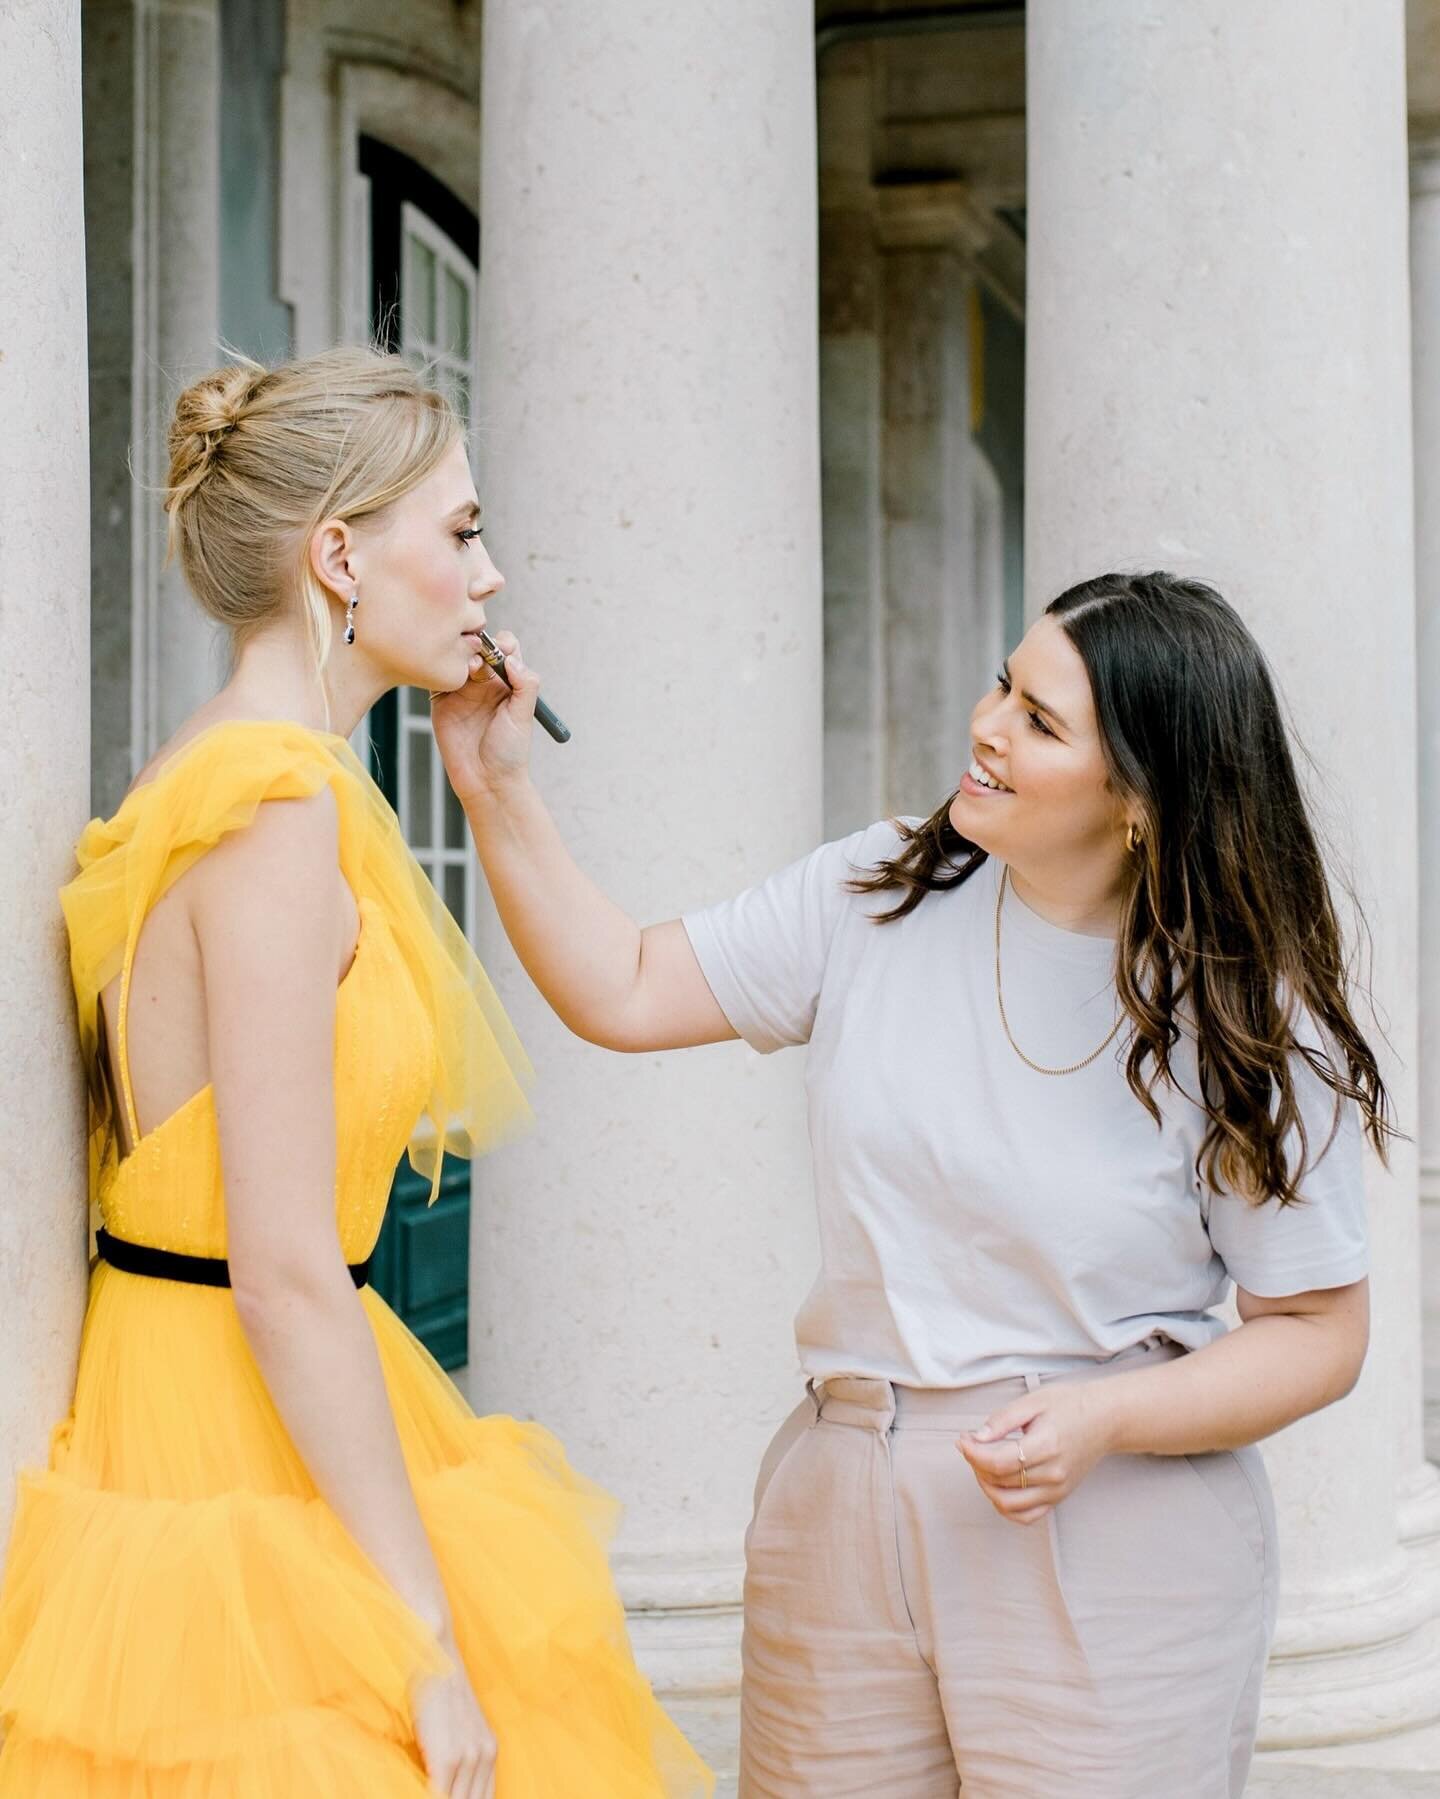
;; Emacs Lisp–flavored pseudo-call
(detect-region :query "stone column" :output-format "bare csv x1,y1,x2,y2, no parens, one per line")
134,0,225,752
84,0,143,818
475,4,821,1782
1028,1,1440,1780
0,0,92,1539
1415,135,1440,1438
876,181,996,817
819,43,885,840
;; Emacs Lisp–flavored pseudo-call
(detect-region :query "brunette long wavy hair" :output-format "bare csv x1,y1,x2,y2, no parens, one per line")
849,572,1394,1207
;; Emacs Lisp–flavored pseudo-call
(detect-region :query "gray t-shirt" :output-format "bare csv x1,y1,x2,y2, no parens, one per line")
683,822,1368,1389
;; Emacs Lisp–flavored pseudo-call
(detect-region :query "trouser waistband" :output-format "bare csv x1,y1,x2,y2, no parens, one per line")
809,1338,1184,1433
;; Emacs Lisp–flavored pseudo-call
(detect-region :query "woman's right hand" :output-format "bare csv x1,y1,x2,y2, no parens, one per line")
431,628,540,809
414,1655,499,1799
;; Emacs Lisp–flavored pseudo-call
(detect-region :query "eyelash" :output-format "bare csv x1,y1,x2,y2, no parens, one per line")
456,526,483,547
995,670,1055,737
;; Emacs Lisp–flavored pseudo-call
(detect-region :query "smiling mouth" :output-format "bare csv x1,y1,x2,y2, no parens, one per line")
966,757,1012,794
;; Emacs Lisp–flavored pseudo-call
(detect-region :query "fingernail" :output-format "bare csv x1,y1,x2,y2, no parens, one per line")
973,1427,994,1441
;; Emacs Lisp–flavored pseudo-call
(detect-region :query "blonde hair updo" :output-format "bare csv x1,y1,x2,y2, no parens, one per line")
164,345,462,684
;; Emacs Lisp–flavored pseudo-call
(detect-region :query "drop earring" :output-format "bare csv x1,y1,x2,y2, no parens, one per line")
344,589,359,646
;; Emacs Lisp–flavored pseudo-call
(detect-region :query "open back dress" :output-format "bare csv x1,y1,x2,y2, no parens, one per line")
0,719,712,1797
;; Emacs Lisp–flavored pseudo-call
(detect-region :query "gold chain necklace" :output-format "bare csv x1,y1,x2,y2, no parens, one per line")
994,866,1126,1076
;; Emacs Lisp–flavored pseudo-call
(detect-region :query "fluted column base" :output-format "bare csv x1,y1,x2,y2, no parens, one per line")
1251,1723,1440,1794
1258,1460,1440,1764
614,1548,743,1792
1260,1547,1440,1749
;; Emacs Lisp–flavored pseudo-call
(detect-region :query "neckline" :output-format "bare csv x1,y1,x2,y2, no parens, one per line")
110,718,350,827
993,859,1118,966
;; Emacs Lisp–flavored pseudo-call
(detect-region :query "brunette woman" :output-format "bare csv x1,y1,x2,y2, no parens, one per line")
435,571,1385,1799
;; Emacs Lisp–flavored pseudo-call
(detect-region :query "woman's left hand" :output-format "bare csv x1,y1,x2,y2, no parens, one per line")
957,1380,1117,1525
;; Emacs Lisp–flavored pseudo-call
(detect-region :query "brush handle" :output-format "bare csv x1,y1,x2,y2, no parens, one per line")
533,695,572,744
477,632,572,745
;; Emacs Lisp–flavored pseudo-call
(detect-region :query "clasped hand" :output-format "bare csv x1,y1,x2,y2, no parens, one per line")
957,1379,1116,1526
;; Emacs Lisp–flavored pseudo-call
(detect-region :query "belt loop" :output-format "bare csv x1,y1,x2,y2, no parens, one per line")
1023,1372,1042,1394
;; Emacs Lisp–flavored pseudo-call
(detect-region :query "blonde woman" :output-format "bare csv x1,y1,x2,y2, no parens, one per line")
0,349,711,1799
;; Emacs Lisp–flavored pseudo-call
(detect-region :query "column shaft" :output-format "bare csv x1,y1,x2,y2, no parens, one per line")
819,46,886,839
1414,139,1440,1250
0,0,92,1535
475,3,822,1775
874,181,1005,818
879,241,976,812
135,0,224,752
1028,0,1438,1755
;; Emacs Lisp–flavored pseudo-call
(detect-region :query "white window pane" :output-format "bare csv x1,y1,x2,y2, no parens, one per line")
409,236,437,341
444,268,470,356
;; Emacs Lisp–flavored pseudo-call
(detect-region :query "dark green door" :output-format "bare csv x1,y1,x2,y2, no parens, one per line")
360,138,480,1370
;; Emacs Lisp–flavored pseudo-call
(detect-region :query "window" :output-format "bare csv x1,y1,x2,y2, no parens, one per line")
354,136,481,1370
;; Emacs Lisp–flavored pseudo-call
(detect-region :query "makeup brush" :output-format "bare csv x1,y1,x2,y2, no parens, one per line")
475,629,572,744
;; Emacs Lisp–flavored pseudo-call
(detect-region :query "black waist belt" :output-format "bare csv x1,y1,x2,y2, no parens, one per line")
96,1228,372,1291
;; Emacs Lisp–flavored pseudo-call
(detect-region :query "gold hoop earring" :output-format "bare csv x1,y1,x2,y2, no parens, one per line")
1126,822,1143,853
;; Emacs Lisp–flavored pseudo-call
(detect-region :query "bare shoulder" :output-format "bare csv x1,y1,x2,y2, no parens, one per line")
187,783,347,974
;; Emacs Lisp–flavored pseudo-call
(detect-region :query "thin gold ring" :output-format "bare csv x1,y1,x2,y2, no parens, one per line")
1016,1443,1029,1490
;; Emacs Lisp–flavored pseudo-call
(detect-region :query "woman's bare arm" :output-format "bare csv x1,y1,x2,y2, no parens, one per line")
463,773,735,1053
431,635,735,1053
1097,1277,1370,1455
959,1279,1369,1523
190,790,454,1637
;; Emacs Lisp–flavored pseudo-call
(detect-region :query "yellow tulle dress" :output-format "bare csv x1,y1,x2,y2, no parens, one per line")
0,719,713,1797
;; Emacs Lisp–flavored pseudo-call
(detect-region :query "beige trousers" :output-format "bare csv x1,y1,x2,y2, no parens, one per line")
740,1342,1278,1799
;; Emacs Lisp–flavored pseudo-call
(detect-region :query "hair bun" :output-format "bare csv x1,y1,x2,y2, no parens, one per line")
162,344,459,651
164,359,266,512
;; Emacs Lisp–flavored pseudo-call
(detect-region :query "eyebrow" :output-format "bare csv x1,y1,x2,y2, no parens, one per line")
1003,658,1071,733
445,500,481,524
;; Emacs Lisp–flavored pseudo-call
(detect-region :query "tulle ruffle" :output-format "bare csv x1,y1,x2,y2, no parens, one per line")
0,1281,713,1796
0,1469,448,1767
0,1711,436,1797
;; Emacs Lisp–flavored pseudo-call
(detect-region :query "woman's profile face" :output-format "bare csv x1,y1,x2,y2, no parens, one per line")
949,614,1130,871
345,438,503,693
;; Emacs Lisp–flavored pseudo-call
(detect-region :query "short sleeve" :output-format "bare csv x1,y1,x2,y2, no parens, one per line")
682,823,890,1053
1204,1029,1369,1297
